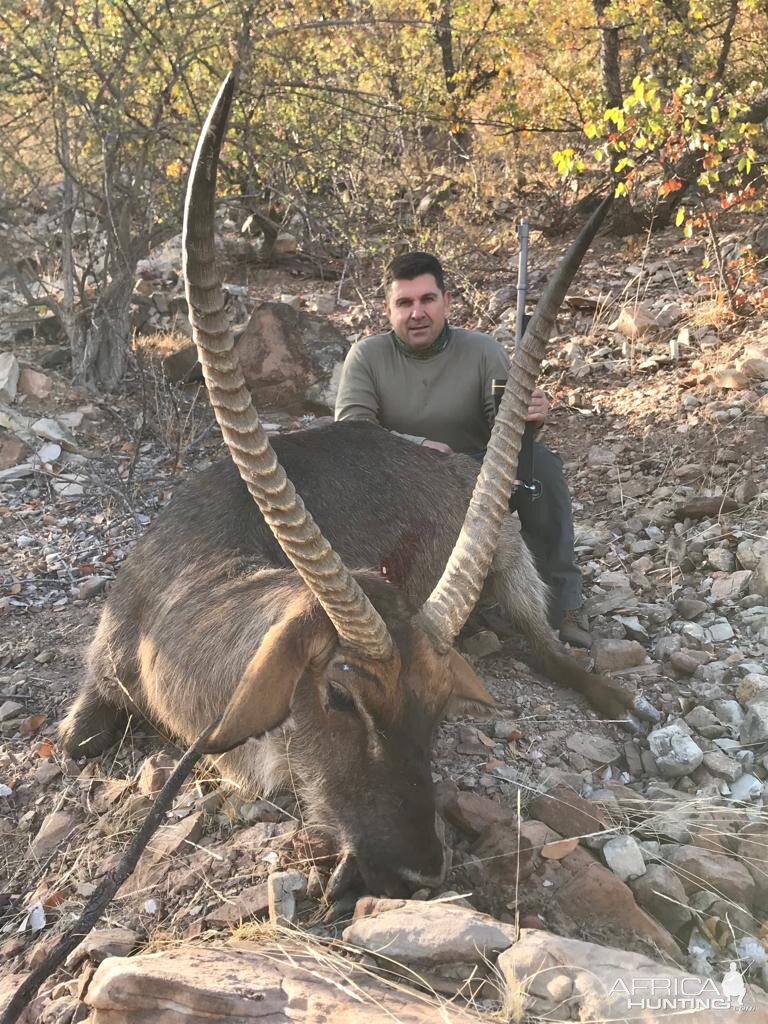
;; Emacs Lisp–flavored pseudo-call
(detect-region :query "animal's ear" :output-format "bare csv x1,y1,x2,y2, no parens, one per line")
203,599,335,754
446,648,495,710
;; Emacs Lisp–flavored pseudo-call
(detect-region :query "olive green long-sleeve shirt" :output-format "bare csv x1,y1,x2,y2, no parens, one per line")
334,327,510,454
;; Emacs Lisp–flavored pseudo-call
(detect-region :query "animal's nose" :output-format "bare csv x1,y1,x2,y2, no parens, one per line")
356,835,447,897
397,836,449,892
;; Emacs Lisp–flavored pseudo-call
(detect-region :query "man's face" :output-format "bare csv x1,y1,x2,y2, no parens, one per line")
385,274,451,349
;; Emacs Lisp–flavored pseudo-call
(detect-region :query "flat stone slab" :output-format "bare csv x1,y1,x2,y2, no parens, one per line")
499,929,768,1023
86,941,482,1022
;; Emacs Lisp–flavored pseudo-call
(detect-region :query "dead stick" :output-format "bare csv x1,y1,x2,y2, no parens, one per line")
0,720,220,1024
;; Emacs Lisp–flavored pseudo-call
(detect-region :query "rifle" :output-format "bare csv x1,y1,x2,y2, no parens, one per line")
492,218,542,502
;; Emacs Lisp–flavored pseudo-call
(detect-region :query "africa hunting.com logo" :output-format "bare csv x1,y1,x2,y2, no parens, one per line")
608,961,749,1012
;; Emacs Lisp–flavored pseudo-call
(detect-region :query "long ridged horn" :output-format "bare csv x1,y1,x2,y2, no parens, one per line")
183,73,393,659
418,196,613,648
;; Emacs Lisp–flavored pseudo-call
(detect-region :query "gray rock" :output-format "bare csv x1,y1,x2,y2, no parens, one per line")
669,650,710,676
489,284,517,315
30,417,76,450
680,622,707,644
602,835,646,881
584,587,638,616
612,615,649,641
676,598,708,620
596,570,631,589
655,302,683,328
654,635,684,660
0,700,23,722
711,699,745,730
587,445,617,468
629,863,692,933
497,929,768,1022
611,303,656,338
706,620,735,643
313,294,336,316
740,705,768,745
461,630,502,658
205,882,270,926
267,870,306,926
711,570,753,603
84,942,472,1023
33,442,62,466
739,340,768,380
51,477,85,497
738,540,768,574
494,720,523,741
754,554,768,598
702,749,743,782
67,927,140,968
592,638,647,673
728,774,764,803
343,900,517,966
683,706,724,738
713,736,742,753
666,844,756,908
0,352,20,403
737,674,768,704
233,301,349,413
647,725,704,778
565,732,622,765
707,547,736,572
692,661,728,687
30,810,77,861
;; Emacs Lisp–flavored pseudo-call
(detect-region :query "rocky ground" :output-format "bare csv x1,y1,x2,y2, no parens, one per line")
1,216,768,1022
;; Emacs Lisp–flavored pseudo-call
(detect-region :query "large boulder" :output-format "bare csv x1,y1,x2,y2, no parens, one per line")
233,301,349,412
145,301,351,412
84,941,478,1022
342,899,518,966
499,929,768,1022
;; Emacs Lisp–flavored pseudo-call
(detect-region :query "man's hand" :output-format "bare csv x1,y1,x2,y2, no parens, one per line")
422,439,453,454
526,388,550,428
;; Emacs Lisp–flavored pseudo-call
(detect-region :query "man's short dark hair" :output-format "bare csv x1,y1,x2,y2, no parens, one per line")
384,252,446,293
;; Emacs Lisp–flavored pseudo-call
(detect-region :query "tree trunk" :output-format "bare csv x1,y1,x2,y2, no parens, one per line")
593,0,645,234
72,271,135,390
431,0,472,159
58,117,78,351
593,0,622,108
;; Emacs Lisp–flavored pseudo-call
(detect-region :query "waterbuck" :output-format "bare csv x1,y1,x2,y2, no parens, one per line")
59,74,656,897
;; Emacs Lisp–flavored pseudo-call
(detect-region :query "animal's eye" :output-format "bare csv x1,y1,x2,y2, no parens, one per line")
327,682,356,714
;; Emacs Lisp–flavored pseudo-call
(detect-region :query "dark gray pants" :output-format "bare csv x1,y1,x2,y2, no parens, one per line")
471,442,583,626
513,443,582,626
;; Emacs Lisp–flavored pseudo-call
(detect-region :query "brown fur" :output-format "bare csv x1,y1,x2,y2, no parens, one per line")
59,421,633,894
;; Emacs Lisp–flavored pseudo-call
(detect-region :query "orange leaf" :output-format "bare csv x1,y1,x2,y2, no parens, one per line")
541,837,579,860
42,888,70,909
660,178,684,195
35,739,55,758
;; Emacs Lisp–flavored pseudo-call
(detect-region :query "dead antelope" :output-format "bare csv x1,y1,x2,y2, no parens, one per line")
59,74,656,897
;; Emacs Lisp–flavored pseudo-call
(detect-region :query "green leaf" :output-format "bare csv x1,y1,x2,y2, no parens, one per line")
614,156,635,173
